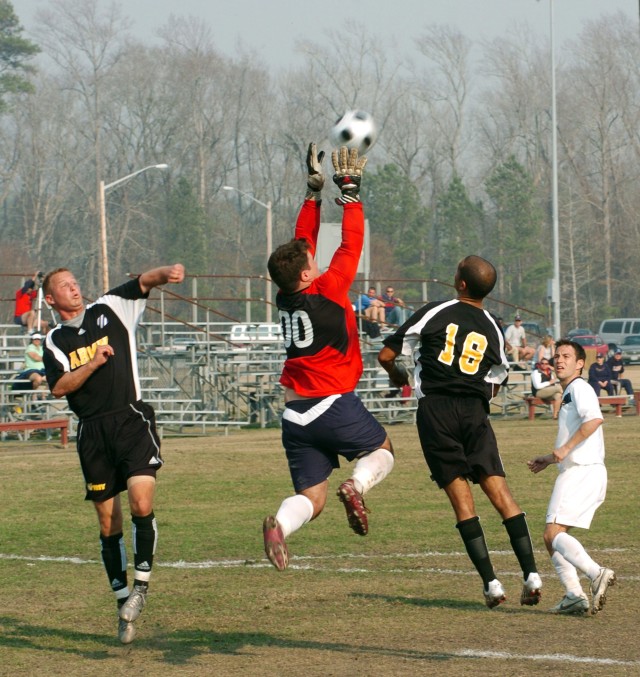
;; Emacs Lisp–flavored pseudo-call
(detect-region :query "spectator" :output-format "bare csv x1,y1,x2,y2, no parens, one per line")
496,317,506,337
364,287,386,323
504,315,535,366
588,354,614,396
13,272,49,335
607,349,634,400
380,286,405,325
535,334,556,366
531,359,562,419
21,333,46,391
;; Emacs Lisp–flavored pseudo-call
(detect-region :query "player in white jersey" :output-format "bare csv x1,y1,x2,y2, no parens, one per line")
528,339,616,615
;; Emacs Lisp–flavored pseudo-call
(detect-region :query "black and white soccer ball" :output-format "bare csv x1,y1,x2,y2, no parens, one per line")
329,110,377,155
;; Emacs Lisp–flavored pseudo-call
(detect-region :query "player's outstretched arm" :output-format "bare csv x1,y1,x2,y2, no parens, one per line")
305,142,325,201
332,146,367,205
139,264,185,293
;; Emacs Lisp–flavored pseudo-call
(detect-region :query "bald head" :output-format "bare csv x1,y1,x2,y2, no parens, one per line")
456,255,497,300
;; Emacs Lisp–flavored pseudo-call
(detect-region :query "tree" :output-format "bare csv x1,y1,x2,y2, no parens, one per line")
363,163,430,287
485,156,547,307
0,0,40,110
432,175,483,283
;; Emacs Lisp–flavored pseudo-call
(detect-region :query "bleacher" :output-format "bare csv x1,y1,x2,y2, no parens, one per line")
3,321,635,444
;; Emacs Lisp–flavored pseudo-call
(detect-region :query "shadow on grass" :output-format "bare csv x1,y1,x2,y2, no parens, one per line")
0,614,486,666
351,592,552,614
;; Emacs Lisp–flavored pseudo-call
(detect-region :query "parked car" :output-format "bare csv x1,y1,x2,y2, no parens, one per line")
619,334,640,365
229,322,283,350
565,327,593,338
598,318,640,346
570,334,609,358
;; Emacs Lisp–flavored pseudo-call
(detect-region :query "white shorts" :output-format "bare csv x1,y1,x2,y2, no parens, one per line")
546,463,607,529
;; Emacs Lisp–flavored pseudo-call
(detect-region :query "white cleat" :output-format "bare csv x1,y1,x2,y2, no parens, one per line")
483,579,506,608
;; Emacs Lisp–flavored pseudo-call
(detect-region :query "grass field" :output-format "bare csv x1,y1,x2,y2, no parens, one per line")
0,415,638,676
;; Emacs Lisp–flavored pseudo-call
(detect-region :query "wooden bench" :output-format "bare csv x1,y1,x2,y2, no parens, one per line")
524,395,638,420
0,418,69,446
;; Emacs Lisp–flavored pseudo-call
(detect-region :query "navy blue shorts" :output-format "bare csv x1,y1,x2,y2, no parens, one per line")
76,401,163,502
281,392,387,492
416,394,505,489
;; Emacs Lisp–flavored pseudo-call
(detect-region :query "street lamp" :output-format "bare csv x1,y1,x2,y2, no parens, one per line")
222,185,273,323
99,163,169,292
549,0,561,339
539,0,561,338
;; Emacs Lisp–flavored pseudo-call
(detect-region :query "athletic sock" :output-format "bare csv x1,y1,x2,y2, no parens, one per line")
100,532,129,601
552,532,601,581
551,551,584,598
502,512,538,580
456,516,496,587
351,448,395,495
275,494,314,539
131,512,158,586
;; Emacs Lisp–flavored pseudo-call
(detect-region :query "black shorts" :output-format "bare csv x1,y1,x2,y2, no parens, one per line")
76,401,163,502
282,392,387,492
416,394,505,489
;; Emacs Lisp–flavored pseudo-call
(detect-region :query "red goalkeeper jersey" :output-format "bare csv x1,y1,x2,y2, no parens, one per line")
277,200,364,397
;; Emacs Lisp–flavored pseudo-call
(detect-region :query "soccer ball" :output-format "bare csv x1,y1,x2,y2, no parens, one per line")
329,110,377,155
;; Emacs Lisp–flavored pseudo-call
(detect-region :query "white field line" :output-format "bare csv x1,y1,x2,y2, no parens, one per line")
0,548,636,581
454,649,640,667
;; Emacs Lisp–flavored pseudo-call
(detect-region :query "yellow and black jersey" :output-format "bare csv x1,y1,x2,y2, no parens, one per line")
43,278,148,419
383,299,509,404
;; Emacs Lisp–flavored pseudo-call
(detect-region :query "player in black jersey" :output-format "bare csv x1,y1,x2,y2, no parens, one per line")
378,256,542,608
43,264,185,643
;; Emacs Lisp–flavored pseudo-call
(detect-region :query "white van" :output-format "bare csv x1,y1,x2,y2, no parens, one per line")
598,318,640,346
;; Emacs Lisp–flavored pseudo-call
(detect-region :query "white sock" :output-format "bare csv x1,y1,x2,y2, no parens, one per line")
351,448,394,495
551,551,584,598
275,494,314,539
552,532,601,581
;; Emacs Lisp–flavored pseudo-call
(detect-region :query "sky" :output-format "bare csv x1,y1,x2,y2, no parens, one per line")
16,0,638,71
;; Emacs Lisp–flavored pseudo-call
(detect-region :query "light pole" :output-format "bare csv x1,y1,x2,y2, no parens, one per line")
223,185,273,323
99,163,169,292
542,0,561,338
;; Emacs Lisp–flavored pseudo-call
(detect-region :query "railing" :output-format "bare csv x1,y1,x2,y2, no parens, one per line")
1,321,540,442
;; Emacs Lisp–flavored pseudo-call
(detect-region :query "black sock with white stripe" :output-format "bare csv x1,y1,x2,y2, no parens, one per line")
100,532,129,605
131,512,157,588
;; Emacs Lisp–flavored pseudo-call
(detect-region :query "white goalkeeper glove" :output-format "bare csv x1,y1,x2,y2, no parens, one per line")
305,142,325,200
332,146,367,205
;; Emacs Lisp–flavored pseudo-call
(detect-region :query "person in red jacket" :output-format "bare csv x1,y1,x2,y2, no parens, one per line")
14,272,49,334
262,144,395,571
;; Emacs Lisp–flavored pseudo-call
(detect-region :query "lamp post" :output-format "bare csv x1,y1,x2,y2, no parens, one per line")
222,185,273,323
540,0,561,338
99,163,169,292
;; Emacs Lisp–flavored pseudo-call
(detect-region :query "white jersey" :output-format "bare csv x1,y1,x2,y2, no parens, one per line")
555,377,604,467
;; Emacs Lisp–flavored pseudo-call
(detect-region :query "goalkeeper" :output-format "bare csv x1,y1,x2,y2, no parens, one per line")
262,144,395,571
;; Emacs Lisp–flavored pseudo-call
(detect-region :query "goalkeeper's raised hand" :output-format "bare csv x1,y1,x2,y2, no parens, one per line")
306,142,325,200
332,146,367,205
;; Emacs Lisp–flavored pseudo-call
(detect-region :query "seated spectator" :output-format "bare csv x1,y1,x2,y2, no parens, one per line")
14,272,49,335
380,286,405,326
14,333,47,392
363,287,385,323
504,315,535,366
535,334,556,366
607,349,635,400
530,359,562,419
588,354,614,396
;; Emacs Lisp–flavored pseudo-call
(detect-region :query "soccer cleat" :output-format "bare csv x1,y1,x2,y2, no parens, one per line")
118,616,136,644
119,584,148,623
483,579,506,608
590,567,616,615
336,479,370,536
549,593,589,615
263,516,289,571
520,572,543,606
